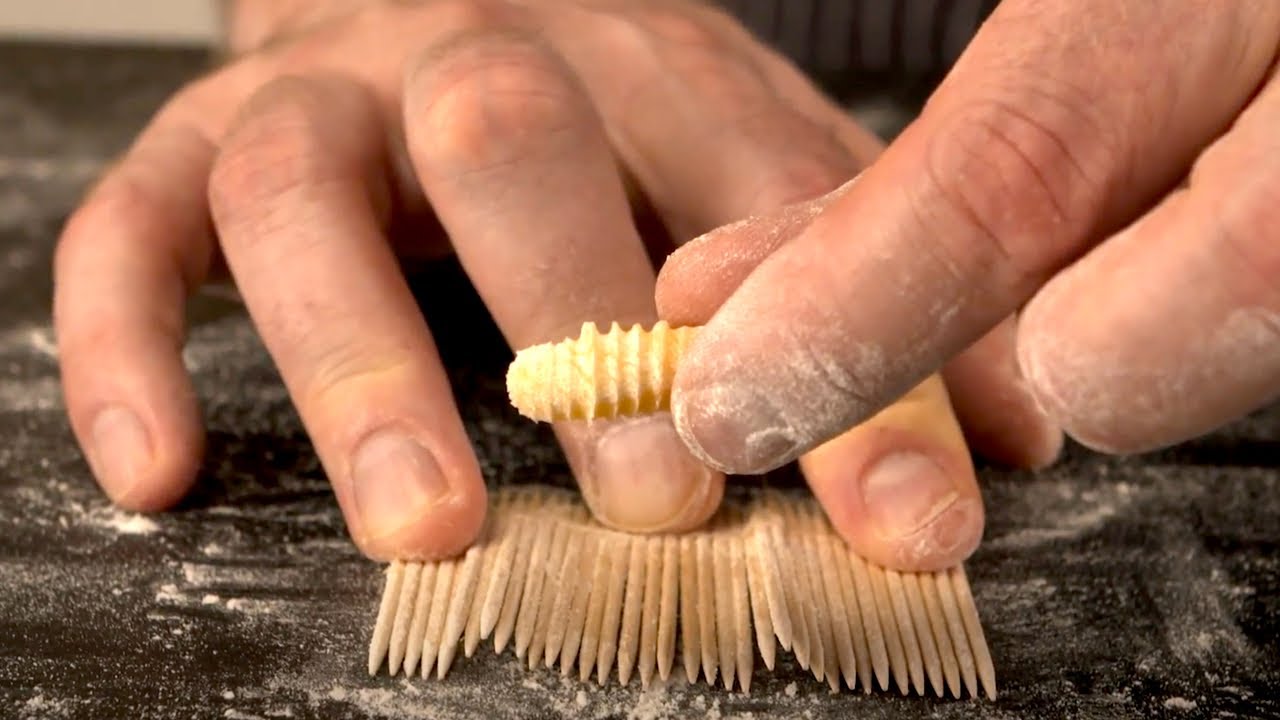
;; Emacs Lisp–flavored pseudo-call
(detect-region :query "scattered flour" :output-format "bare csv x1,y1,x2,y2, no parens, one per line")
622,686,683,720
986,480,1137,550
226,598,277,614
1147,521,1257,669
86,506,160,535
155,584,182,603
271,661,795,720
0,376,61,411
0,155,103,182
20,695,70,719
0,324,58,358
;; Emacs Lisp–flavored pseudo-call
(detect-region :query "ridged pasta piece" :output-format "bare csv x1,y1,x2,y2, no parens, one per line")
366,485,998,700
506,321,700,422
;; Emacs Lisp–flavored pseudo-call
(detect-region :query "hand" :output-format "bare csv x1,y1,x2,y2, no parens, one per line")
53,0,1010,571
660,3,1280,482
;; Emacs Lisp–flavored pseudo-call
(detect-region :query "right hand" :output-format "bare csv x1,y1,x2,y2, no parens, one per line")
659,2,1280,478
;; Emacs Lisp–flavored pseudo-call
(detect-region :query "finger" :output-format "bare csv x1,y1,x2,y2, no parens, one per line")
546,4,860,241
207,74,485,561
670,1,1280,474
655,185,1063,470
401,30,722,533
53,124,215,511
799,375,982,571
942,316,1063,468
655,186,849,326
1018,75,1280,454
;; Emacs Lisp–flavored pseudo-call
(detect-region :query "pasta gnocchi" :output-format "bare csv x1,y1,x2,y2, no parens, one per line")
506,321,700,422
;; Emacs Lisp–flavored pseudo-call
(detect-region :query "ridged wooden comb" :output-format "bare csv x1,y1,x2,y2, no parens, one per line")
367,485,996,699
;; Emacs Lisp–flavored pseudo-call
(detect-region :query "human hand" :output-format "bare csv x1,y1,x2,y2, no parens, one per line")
660,3,1280,498
52,0,897,562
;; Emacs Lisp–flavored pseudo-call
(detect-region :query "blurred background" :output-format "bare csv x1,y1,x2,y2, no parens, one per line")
0,1,219,45
0,0,931,139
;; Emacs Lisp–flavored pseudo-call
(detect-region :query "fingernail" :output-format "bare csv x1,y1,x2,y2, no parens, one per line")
674,383,800,475
859,452,982,567
590,415,718,532
351,430,450,542
90,406,151,502
860,452,960,539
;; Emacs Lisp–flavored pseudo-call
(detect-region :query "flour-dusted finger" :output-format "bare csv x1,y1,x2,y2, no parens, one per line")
1019,75,1280,455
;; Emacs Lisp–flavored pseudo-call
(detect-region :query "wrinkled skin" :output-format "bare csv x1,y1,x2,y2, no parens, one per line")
663,1,1280,479
53,0,1058,571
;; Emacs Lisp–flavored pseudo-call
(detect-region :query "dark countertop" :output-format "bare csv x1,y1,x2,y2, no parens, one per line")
0,41,1277,720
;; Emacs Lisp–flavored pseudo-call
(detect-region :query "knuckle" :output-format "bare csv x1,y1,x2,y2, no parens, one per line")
639,6,722,50
305,342,417,411
583,10,658,63
151,78,217,130
922,95,1105,286
422,0,514,32
266,308,417,410
207,77,333,225
407,33,582,174
59,171,156,261
632,8,758,104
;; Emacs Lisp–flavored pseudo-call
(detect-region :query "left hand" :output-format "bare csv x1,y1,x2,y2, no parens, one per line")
53,0,1050,571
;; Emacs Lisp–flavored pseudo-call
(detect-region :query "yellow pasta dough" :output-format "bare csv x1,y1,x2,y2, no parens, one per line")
506,321,700,422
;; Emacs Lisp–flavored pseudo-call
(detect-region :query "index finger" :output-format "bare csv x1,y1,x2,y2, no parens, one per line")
663,0,1280,474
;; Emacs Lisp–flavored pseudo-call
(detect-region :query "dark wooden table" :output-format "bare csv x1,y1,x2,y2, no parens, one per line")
1,41,1277,720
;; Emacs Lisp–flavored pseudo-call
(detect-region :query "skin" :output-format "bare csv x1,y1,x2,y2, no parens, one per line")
661,2,1280,479
53,0,1059,572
